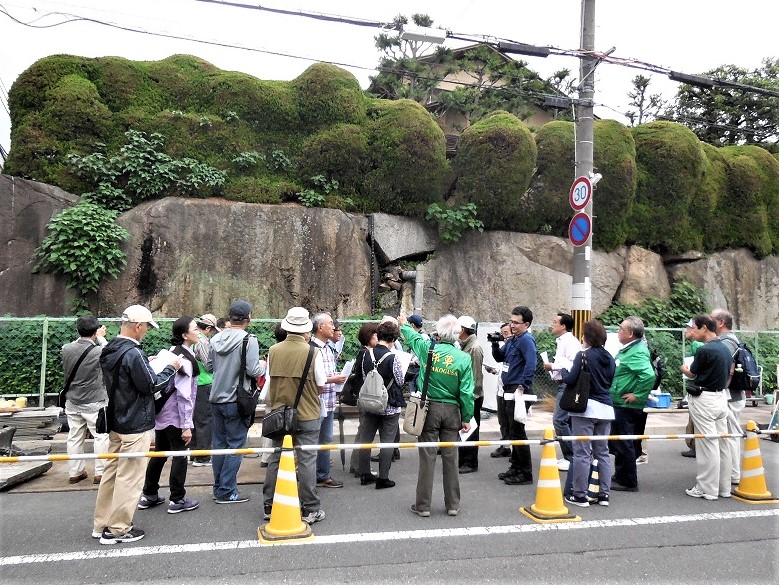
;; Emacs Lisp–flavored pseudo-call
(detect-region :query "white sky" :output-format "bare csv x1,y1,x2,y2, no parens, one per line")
0,0,776,157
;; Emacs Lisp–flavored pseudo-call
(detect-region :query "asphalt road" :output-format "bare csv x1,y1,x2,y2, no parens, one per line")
1,440,778,585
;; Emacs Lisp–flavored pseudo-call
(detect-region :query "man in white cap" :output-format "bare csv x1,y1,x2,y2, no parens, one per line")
94,304,181,545
206,300,264,504
457,316,483,474
262,307,328,525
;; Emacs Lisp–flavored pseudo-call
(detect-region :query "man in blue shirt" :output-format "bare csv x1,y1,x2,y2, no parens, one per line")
490,306,537,485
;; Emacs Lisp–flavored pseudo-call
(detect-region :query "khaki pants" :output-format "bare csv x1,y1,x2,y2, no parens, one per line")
93,430,153,536
65,406,109,478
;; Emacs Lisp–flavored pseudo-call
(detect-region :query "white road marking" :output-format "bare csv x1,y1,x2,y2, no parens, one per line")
2,509,777,565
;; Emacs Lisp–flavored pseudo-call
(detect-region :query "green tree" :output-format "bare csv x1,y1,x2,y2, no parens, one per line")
625,75,666,126
666,58,779,152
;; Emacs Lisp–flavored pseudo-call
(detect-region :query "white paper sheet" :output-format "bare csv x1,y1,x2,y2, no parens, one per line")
334,336,345,355
149,349,179,374
459,416,478,441
541,351,550,364
391,350,413,378
682,355,695,379
332,360,354,393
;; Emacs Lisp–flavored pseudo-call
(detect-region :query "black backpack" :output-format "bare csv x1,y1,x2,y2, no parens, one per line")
649,347,665,391
730,343,761,391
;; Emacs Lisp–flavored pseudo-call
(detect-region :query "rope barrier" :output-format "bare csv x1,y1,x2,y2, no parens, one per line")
1,430,775,464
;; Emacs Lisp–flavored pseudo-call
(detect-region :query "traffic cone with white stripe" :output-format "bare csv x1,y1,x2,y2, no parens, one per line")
520,427,581,523
258,434,314,544
732,420,779,504
586,459,600,503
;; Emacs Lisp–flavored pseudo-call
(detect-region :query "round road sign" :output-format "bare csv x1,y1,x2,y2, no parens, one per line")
569,176,592,211
569,212,591,247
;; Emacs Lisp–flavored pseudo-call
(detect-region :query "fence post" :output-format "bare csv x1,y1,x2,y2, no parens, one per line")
38,317,49,408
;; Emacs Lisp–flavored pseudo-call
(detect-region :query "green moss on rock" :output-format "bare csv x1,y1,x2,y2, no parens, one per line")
293,63,367,130
451,111,536,231
299,124,369,192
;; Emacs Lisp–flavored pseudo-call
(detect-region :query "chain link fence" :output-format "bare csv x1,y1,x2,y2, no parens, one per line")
1,317,776,406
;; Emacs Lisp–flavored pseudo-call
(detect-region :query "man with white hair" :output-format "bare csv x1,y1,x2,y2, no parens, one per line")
399,314,474,518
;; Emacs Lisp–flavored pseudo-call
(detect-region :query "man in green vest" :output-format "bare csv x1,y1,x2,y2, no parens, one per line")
609,316,655,492
191,314,221,466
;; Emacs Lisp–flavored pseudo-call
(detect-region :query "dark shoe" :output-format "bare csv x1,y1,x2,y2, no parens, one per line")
192,458,211,467
375,478,395,489
260,461,268,468
498,469,516,480
681,449,696,458
167,498,200,514
215,493,249,504
99,527,145,545
392,449,400,461
459,466,477,475
565,494,590,507
370,453,380,462
262,504,272,521
360,473,377,485
317,478,344,488
93,475,102,485
491,446,510,458
611,482,638,492
68,471,88,484
137,494,166,510
504,475,533,486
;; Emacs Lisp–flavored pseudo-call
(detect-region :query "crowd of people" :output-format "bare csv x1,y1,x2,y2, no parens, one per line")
59,301,749,545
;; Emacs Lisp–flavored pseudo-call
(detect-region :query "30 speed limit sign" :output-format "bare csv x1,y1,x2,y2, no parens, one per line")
569,176,592,211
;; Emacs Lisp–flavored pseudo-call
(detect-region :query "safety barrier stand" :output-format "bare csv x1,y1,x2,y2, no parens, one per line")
258,434,314,545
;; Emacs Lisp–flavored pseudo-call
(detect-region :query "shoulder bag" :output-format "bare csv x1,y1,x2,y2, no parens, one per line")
560,351,591,413
236,334,260,427
261,344,315,440
403,340,436,437
58,343,98,408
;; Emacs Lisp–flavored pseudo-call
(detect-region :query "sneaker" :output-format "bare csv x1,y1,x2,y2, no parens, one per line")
316,478,344,488
597,494,610,507
262,504,272,521
611,482,638,492
447,508,460,517
91,530,102,539
685,486,718,501
458,466,477,475
375,478,396,490
557,459,570,472
410,504,430,517
137,494,166,510
360,473,378,485
491,446,510,458
192,460,212,467
93,475,102,485
215,493,249,504
99,527,145,545
681,449,696,458
301,508,325,524
636,454,648,465
498,469,516,480
719,492,732,498
565,494,590,507
167,498,200,514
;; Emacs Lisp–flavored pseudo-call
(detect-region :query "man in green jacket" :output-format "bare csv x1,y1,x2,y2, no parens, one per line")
609,316,655,492
399,314,474,518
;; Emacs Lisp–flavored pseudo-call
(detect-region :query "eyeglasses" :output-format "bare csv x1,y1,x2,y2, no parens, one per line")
510,320,524,326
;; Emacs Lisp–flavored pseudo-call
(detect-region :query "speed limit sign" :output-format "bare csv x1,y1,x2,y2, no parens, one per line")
569,176,592,211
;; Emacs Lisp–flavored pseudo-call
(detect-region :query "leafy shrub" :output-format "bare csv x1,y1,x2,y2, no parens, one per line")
425,202,484,243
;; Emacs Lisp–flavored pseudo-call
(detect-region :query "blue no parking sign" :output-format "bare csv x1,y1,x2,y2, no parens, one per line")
569,212,591,247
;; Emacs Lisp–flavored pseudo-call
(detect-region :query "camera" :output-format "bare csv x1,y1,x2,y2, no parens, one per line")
486,332,503,343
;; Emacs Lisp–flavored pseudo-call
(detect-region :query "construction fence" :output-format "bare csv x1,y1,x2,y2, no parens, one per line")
1,317,777,407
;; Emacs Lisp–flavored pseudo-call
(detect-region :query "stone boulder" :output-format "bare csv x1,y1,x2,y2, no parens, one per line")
370,213,439,263
97,198,373,318
0,175,75,316
616,246,671,305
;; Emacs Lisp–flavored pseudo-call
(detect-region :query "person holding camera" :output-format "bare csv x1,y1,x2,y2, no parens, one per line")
490,306,537,486
486,323,512,458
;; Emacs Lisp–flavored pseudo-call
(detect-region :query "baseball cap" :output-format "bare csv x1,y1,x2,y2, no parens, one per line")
121,305,159,329
197,313,221,331
407,314,423,327
229,300,253,322
684,319,695,328
457,315,477,331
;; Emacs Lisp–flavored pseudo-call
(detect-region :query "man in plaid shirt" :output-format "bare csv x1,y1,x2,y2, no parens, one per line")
310,312,346,488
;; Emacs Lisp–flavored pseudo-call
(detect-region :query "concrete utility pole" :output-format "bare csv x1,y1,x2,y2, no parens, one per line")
571,0,596,338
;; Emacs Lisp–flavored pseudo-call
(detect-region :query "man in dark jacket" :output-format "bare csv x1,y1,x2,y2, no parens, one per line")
93,305,180,545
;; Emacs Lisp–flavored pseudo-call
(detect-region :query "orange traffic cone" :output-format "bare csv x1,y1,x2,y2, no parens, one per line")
732,420,779,504
520,427,581,523
258,435,314,544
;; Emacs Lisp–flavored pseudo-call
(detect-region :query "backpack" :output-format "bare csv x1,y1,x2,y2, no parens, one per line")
647,345,665,391
357,348,391,414
730,343,761,391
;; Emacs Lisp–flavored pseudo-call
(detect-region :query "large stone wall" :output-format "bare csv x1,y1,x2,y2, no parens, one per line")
1,175,777,330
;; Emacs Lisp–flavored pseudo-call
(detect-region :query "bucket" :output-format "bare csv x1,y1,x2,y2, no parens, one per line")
765,394,775,406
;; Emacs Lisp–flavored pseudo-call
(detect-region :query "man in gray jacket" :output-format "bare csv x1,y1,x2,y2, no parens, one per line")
206,300,264,503
61,314,109,485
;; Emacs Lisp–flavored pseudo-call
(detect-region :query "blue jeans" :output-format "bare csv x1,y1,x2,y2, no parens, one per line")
553,384,573,460
211,402,249,500
316,409,335,481
263,418,322,512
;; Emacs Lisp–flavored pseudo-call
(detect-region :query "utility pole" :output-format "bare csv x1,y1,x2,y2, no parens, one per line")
570,0,596,338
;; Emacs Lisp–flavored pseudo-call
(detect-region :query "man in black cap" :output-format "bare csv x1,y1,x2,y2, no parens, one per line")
205,300,264,503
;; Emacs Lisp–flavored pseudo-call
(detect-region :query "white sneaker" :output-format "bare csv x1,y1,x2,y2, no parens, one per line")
557,459,570,472
636,454,648,465
685,486,718,501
